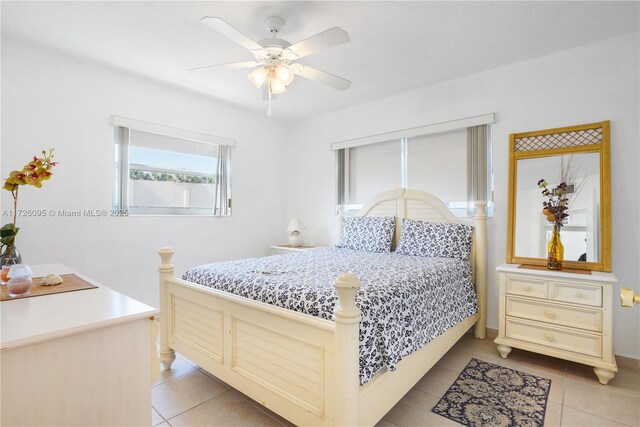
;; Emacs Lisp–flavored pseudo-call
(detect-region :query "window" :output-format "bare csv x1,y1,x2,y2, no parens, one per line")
349,139,402,204
334,115,494,217
113,117,233,216
407,129,469,215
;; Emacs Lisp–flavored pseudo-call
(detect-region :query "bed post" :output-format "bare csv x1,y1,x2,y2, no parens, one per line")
474,201,487,339
158,247,176,370
334,273,361,427
337,204,346,244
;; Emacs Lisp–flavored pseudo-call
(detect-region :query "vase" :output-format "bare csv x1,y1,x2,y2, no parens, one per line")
547,225,564,270
0,245,22,266
6,263,34,297
7,275,33,297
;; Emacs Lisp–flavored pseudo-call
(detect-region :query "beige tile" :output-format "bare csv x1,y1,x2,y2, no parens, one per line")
544,402,562,427
254,416,284,427
563,379,640,426
153,370,227,419
565,361,640,397
155,352,198,386
561,406,630,427
383,389,459,426
454,334,502,358
607,367,640,397
497,348,567,377
616,355,640,372
413,366,461,398
375,419,400,427
152,406,165,426
251,403,296,427
198,367,231,390
169,390,280,426
230,388,296,427
435,348,501,373
485,328,499,340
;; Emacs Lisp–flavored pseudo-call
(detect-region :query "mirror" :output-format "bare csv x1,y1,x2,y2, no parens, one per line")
507,121,611,271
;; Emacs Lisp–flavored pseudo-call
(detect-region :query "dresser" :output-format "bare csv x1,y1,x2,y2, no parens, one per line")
1,264,160,426
494,264,618,385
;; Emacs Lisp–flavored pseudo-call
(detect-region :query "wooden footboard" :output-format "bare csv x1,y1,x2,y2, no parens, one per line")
159,248,356,426
158,249,479,426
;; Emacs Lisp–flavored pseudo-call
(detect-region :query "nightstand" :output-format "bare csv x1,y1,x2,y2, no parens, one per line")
495,264,618,385
270,245,326,255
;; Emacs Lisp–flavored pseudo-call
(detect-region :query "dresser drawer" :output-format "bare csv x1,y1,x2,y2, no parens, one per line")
505,318,602,358
505,277,547,299
505,297,602,332
549,282,602,307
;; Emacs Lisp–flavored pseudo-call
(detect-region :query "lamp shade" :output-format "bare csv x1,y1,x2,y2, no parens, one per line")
270,77,287,95
275,65,295,86
248,67,269,88
286,218,305,232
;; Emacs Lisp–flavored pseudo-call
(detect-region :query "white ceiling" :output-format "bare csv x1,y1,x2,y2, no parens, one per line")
2,1,638,122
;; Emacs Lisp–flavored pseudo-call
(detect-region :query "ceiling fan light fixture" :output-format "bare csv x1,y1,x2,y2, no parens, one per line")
270,77,287,95
275,65,295,86
248,66,269,88
194,16,352,116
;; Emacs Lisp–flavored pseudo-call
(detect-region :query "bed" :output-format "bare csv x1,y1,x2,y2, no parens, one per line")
158,188,487,426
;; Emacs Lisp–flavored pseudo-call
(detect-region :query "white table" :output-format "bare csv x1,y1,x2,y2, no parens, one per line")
1,264,160,426
270,244,327,255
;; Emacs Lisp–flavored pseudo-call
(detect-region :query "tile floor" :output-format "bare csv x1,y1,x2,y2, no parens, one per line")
152,333,640,426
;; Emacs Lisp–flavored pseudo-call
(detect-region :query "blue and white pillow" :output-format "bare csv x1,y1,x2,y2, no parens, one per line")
396,219,473,260
338,216,396,253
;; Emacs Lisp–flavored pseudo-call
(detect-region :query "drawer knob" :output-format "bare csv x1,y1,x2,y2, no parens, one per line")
574,291,583,298
544,310,555,318
523,285,532,291
544,333,554,342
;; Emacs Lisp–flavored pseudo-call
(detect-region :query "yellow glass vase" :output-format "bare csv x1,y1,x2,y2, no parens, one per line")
547,225,564,270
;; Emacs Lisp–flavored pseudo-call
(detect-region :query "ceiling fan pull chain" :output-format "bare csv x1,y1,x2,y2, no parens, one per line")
267,84,273,116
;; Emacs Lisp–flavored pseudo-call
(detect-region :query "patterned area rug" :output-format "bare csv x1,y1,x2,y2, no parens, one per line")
432,358,551,427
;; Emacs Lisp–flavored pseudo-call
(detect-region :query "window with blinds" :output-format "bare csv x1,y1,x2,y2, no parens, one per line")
336,124,493,218
113,118,233,216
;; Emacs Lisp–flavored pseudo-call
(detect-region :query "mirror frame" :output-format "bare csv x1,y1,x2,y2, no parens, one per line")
506,121,611,271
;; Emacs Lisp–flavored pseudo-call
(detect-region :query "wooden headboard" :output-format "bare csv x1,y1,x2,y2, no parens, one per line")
338,188,487,339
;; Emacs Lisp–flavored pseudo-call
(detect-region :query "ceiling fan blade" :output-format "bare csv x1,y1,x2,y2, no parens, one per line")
201,17,266,55
284,27,350,60
291,64,351,91
187,61,260,75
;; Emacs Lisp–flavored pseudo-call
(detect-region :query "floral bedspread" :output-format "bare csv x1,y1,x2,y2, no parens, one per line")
183,247,478,384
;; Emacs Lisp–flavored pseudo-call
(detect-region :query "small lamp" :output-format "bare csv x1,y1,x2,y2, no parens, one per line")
286,218,306,247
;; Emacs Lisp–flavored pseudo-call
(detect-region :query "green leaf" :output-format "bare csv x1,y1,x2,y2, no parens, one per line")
0,224,19,238
1,236,15,245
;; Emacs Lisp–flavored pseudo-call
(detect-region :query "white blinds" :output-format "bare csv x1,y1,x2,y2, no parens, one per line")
214,145,232,216
130,129,218,157
467,125,490,216
111,115,236,147
349,140,402,204
407,129,468,203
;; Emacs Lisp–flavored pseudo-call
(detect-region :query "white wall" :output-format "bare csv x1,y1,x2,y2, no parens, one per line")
1,38,289,307
2,32,638,360
285,33,640,359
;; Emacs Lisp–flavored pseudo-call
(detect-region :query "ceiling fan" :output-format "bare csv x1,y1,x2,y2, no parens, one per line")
189,16,352,115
